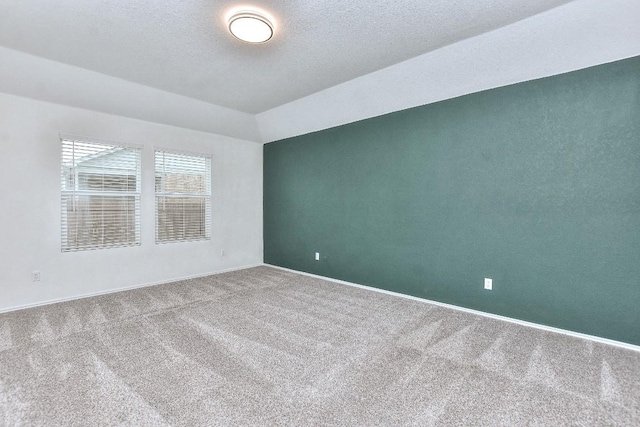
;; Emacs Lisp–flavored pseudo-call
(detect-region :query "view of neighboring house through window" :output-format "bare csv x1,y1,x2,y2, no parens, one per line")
155,150,211,243
61,137,141,251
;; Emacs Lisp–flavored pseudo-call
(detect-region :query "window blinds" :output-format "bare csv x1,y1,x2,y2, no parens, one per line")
61,137,141,251
155,150,212,243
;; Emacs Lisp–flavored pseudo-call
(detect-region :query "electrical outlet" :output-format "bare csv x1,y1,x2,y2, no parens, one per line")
32,270,41,282
315,252,320,261
484,278,492,290
221,249,226,257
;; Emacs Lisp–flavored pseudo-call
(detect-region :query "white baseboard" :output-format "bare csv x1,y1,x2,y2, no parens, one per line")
0,263,263,314
264,263,640,353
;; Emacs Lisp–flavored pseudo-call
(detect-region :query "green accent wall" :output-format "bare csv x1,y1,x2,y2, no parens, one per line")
263,56,640,346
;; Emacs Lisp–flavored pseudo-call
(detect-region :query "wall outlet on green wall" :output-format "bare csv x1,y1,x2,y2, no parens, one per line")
484,278,492,290
315,252,320,261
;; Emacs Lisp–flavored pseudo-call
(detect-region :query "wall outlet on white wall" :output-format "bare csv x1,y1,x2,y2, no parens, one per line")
221,249,226,257
315,252,320,261
32,270,41,282
484,278,492,290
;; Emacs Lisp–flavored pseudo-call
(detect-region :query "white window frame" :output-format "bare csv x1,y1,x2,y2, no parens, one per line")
154,148,212,244
60,133,142,252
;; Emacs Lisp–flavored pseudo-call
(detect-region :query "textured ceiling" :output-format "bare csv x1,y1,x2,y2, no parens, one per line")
0,0,573,114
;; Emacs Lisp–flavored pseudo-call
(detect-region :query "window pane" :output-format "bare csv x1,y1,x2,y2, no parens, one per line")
155,151,211,243
62,195,140,250
61,138,141,251
156,196,208,242
62,141,140,193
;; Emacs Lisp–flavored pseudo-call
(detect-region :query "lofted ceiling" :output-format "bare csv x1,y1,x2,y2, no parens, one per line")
0,0,574,114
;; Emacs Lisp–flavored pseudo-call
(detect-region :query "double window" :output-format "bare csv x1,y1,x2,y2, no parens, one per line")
61,137,211,251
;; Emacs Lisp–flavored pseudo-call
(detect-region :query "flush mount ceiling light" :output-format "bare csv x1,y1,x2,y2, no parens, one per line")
228,11,274,43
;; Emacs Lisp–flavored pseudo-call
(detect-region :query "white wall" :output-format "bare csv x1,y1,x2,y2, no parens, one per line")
0,92,263,311
257,0,640,142
0,46,262,143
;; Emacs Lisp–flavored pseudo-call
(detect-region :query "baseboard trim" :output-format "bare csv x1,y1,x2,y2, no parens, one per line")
0,263,263,314
264,263,640,353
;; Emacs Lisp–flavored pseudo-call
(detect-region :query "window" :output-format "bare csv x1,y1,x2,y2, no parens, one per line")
61,136,141,251
155,150,211,243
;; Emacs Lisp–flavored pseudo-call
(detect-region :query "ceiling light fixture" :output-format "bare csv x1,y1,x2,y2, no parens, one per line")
228,11,274,43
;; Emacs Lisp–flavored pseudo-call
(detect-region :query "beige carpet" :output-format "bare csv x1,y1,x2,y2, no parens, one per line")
0,266,638,426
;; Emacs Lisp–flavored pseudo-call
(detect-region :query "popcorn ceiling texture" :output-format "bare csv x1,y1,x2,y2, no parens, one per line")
1,266,638,425
0,0,571,113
